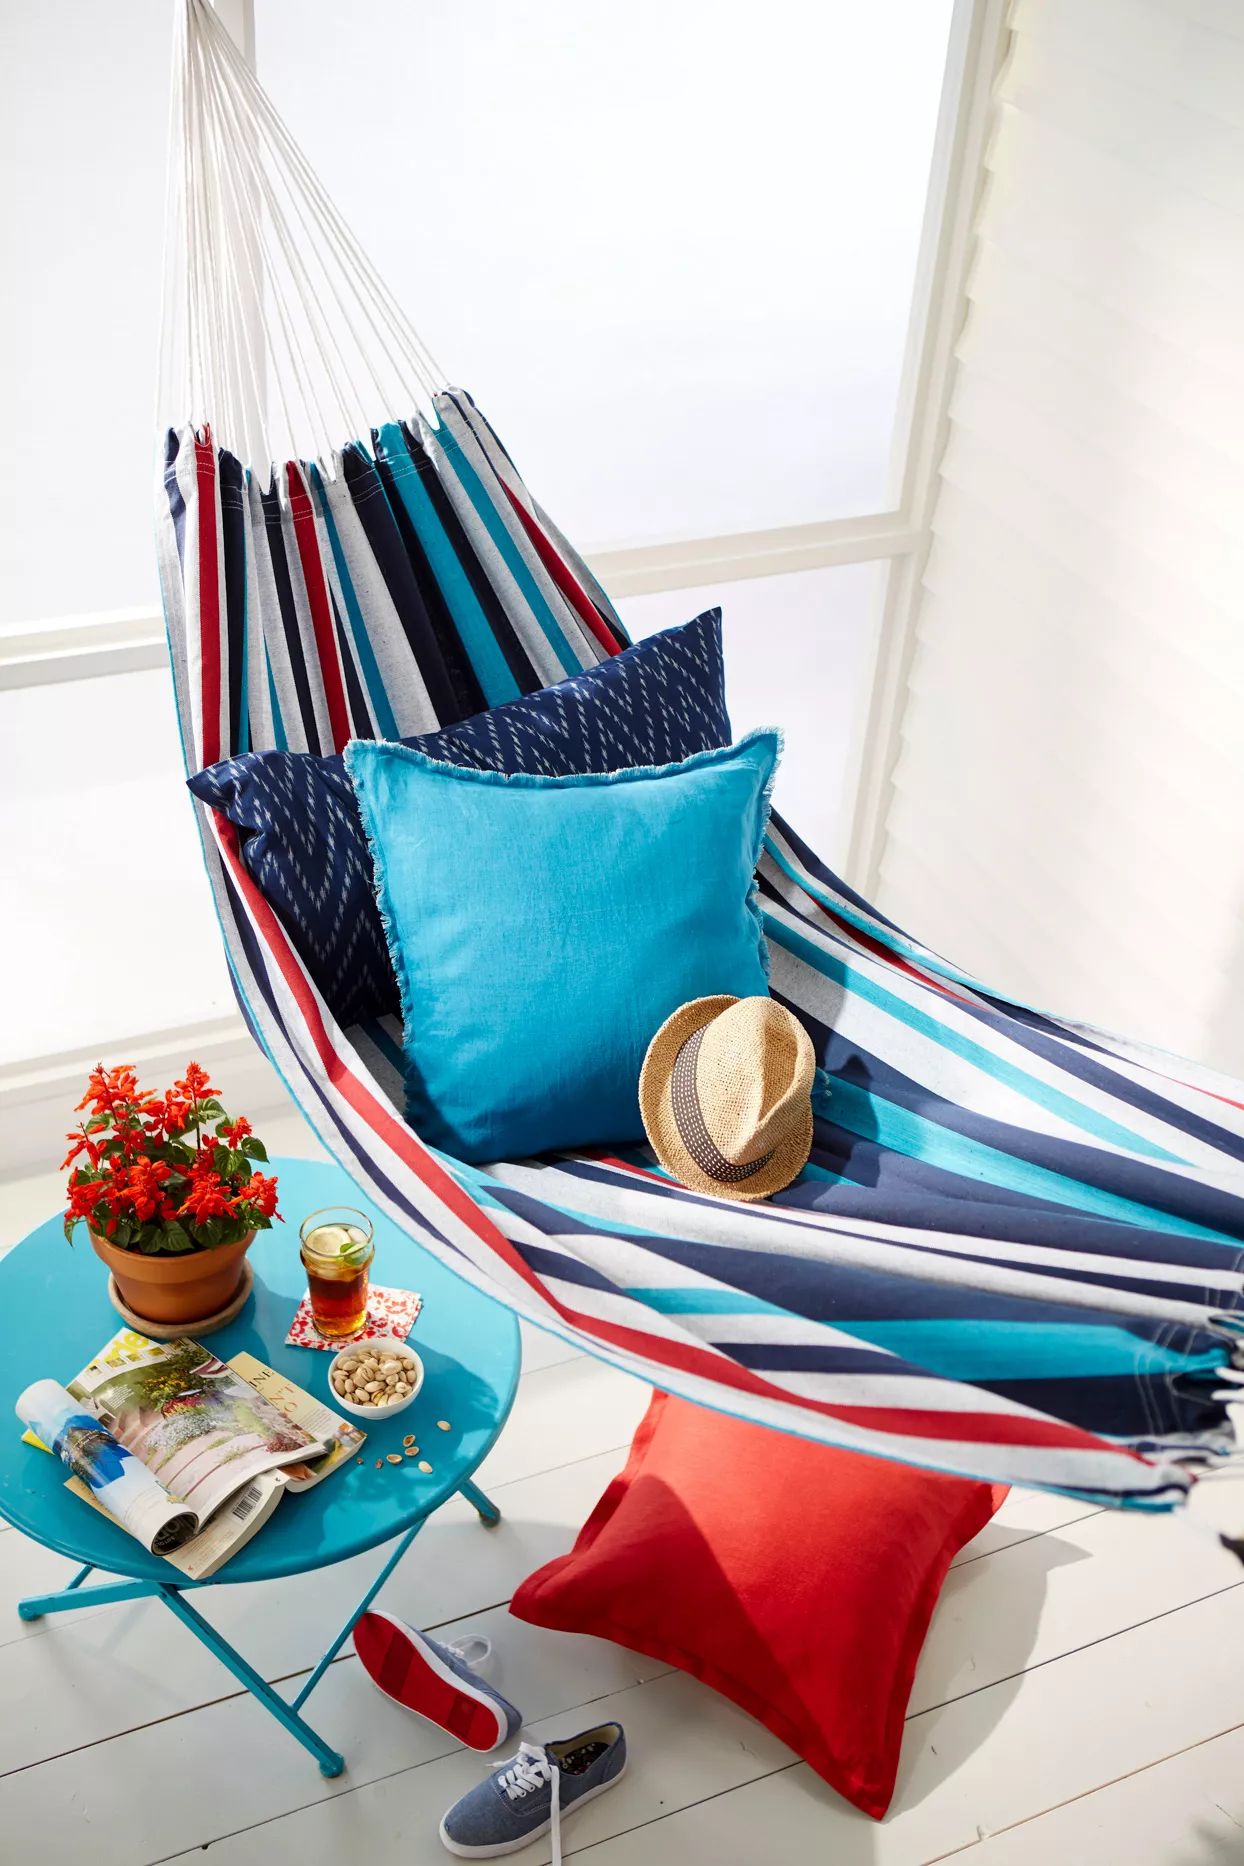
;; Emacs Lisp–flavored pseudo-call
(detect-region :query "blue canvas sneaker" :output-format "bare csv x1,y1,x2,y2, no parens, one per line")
439,1722,627,1859
354,1612,522,1752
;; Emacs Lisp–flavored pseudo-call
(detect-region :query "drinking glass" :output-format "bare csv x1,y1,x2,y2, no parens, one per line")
299,1207,375,1338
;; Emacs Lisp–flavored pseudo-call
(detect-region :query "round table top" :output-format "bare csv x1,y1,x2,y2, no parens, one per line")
0,1156,520,1585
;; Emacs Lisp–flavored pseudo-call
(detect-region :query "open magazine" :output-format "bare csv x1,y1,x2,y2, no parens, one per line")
18,1331,364,1579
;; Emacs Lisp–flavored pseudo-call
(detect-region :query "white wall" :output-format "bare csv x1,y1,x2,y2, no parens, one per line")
876,0,1244,1073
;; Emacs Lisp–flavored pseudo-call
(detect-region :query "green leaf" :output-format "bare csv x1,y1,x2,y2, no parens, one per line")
85,1113,111,1133
159,1221,197,1255
63,1213,77,1245
241,1137,267,1162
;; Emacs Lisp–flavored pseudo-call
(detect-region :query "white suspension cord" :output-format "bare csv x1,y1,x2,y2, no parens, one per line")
159,0,450,478
194,5,423,427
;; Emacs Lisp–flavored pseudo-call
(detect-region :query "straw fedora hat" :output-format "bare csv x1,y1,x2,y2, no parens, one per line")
639,995,816,1202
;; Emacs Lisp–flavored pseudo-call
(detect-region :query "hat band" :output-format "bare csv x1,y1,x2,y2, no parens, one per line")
669,1025,776,1185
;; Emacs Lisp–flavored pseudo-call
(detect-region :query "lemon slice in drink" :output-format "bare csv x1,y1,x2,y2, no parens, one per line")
306,1223,371,1268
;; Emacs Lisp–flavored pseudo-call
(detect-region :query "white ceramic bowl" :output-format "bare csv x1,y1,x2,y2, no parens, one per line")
327,1335,424,1420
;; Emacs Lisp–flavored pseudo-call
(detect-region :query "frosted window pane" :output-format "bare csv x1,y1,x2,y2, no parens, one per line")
2,563,877,1060
3,2,949,627
258,0,954,547
0,0,172,625
618,561,881,864
0,673,234,1062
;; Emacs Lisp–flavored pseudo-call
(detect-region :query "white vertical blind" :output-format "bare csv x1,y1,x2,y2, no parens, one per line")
877,0,1244,1074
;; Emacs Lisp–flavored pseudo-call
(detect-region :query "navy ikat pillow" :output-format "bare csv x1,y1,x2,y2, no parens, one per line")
188,610,732,1028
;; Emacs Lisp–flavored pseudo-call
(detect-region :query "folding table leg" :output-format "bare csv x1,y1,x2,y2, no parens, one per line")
290,1519,424,1712
457,1477,500,1525
15,1478,503,1771
158,1584,346,1777
19,1573,163,1618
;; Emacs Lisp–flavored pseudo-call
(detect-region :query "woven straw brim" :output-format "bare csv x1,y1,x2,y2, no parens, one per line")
639,996,814,1203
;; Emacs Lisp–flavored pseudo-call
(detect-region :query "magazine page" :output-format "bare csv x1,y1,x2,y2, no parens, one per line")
16,1379,200,1554
228,1352,365,1490
64,1466,289,1579
69,1331,332,1525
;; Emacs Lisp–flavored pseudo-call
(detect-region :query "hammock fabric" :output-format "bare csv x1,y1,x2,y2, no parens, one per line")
156,1,1244,1513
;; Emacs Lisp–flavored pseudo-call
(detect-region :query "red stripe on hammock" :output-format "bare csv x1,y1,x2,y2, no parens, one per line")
819,906,975,1002
193,430,222,766
286,462,352,751
512,1296,1143,1461
210,823,1152,1481
213,817,515,1255
500,485,621,656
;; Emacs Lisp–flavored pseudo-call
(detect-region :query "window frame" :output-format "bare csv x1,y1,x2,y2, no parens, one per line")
0,0,1010,1125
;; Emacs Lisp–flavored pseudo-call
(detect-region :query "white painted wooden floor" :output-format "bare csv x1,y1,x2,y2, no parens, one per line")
4,1111,1244,1865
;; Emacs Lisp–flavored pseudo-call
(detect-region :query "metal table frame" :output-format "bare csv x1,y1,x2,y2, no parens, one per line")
17,1474,500,1777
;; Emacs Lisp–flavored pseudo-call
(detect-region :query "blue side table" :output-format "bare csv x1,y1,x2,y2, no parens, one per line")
0,1157,520,1777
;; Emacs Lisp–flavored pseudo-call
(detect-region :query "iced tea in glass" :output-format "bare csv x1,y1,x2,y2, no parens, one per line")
299,1207,374,1338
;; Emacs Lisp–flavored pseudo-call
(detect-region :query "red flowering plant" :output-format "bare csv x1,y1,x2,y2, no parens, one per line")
62,1063,280,1254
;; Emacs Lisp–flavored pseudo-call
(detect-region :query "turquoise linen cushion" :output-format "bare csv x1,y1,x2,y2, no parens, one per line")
345,730,780,1163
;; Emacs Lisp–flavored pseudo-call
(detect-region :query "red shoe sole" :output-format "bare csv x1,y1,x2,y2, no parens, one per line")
353,1613,505,1751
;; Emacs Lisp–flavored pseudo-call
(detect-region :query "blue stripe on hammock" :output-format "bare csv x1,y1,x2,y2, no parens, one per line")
373,423,520,708
764,913,1187,1166
433,426,579,675
761,854,1244,1169
790,995,1244,1236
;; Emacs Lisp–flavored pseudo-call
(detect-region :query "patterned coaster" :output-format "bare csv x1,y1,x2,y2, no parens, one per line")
284,1285,422,1350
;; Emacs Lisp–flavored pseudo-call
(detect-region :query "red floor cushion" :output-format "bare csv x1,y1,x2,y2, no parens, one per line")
510,1391,1004,1819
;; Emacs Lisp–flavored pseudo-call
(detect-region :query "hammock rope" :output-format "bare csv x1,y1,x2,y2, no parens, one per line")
156,0,1244,1511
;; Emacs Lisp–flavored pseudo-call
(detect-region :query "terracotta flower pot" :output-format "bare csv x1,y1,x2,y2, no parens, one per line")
89,1227,256,1328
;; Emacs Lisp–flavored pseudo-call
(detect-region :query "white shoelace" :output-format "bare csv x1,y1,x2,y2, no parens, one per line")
496,1742,562,1865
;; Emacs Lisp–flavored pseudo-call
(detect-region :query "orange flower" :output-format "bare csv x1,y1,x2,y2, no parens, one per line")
127,1157,172,1223
234,1170,280,1221
63,1060,276,1247
178,1163,233,1225
174,1061,215,1104
75,1064,157,1119
61,1130,101,1172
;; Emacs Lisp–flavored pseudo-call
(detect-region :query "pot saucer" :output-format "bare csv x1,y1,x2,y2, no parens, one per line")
105,1259,255,1339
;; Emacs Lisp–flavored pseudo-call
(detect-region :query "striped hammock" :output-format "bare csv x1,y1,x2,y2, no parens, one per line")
156,0,1244,1512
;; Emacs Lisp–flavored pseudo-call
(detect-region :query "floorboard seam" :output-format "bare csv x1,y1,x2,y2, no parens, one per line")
949,1508,1107,1571
910,1575,1244,1720
140,1667,681,1865
566,1760,806,1860
917,1714,1244,1863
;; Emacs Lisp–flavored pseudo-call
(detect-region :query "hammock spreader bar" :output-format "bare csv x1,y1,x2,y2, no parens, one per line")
156,0,1244,1509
